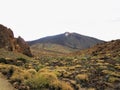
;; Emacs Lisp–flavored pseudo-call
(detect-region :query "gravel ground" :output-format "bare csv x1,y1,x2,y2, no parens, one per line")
0,73,17,90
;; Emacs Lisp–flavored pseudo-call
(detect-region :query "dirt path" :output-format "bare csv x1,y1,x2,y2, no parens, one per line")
0,73,16,90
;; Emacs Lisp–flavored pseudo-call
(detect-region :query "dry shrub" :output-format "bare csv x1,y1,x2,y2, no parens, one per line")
25,72,59,89
27,69,37,75
10,68,33,83
38,68,51,72
0,64,17,78
76,74,88,80
88,88,96,90
25,71,73,90
102,70,120,77
108,76,120,83
60,81,74,90
115,65,120,70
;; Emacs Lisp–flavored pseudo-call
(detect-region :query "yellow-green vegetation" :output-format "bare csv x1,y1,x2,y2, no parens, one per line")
102,70,120,77
108,76,120,83
25,71,73,90
76,74,88,81
25,72,59,90
31,43,76,55
115,64,120,70
0,49,32,60
0,41,120,90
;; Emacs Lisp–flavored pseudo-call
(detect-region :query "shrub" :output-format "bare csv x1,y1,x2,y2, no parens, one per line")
115,65,120,70
25,72,73,90
108,76,120,83
87,88,96,90
27,69,37,75
102,70,120,77
75,74,88,87
10,67,32,83
25,72,60,90
76,74,88,81
0,65,15,78
60,81,74,90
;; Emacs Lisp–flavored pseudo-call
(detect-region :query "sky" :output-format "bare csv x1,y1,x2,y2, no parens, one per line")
0,0,120,41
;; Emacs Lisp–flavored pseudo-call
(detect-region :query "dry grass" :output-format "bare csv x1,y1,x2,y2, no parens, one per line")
60,81,74,90
102,70,120,77
108,76,120,83
76,74,88,80
0,40,120,90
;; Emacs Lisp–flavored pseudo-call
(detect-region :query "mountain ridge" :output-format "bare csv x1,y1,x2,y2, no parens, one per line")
28,32,104,53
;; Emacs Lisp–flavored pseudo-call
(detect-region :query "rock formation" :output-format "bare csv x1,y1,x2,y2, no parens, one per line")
0,24,32,56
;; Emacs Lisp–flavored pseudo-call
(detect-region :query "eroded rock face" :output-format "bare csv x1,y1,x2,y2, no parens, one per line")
0,24,32,56
16,36,32,56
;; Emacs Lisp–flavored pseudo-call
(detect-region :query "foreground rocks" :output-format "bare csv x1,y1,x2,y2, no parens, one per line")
0,24,32,56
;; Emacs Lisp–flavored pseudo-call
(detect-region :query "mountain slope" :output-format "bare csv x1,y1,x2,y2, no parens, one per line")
30,39,120,90
28,32,104,53
73,39,120,56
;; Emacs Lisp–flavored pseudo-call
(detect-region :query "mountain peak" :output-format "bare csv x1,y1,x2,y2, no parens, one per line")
64,32,71,36
28,32,104,51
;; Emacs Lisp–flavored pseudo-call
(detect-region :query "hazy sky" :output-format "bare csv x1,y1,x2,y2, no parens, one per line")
0,0,120,41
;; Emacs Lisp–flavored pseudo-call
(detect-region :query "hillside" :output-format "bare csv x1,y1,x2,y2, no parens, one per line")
0,39,120,89
36,39,120,90
73,39,120,57
31,43,75,57
28,32,104,53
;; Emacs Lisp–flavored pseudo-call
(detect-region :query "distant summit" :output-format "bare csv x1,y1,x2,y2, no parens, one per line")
64,32,71,37
28,32,104,53
0,24,32,56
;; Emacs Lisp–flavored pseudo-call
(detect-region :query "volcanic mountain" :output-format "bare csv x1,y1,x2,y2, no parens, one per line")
28,32,104,54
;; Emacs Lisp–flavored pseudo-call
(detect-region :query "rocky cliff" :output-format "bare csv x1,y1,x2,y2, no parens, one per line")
0,24,32,56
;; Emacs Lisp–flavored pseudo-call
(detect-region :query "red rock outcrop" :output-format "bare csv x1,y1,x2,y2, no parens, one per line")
0,24,32,56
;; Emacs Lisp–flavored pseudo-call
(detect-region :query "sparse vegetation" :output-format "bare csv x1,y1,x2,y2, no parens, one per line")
0,40,120,90
25,71,73,90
